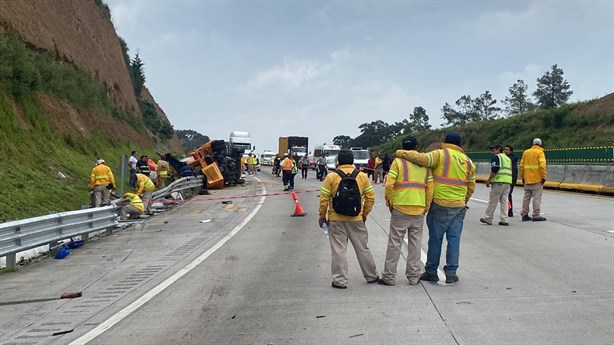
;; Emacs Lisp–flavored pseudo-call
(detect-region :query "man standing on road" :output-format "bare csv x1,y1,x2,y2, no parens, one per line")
378,137,433,286
395,132,475,284
520,138,547,222
318,149,378,289
281,153,293,191
317,154,328,181
504,145,519,217
128,151,138,188
89,159,115,207
480,145,512,226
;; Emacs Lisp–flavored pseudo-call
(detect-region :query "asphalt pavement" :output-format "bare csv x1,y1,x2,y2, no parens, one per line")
0,168,612,344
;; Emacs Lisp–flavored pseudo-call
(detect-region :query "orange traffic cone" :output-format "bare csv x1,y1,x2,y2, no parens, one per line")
291,191,306,217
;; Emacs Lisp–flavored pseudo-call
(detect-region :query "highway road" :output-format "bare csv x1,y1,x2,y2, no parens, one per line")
0,169,612,344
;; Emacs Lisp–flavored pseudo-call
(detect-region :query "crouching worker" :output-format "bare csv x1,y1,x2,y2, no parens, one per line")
120,193,144,220
135,173,156,215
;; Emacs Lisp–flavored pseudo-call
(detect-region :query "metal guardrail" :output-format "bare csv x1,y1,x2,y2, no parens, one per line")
1,176,205,270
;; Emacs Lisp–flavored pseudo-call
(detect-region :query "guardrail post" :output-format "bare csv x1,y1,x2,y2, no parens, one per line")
6,253,16,270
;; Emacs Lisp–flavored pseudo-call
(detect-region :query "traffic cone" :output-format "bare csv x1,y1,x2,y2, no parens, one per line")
291,191,306,217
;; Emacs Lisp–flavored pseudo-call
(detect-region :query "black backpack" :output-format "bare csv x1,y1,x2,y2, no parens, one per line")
332,169,362,216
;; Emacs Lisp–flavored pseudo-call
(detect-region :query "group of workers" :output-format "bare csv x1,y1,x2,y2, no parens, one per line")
89,151,179,221
318,132,547,289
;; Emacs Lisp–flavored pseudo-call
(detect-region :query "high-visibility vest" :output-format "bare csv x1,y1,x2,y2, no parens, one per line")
432,148,472,201
124,193,144,212
493,153,512,184
137,161,150,175
392,158,429,207
282,158,293,171
136,174,155,192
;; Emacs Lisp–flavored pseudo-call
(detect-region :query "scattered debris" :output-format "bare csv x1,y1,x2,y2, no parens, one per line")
222,200,233,204
572,290,577,293
52,329,73,336
506,287,512,290
57,172,66,179
349,333,364,338
456,301,471,305
316,315,326,318
199,219,213,223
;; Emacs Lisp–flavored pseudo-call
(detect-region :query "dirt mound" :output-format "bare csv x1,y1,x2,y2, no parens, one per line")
573,92,614,116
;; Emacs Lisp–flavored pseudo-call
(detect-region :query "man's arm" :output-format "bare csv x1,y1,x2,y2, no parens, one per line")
318,176,333,224
384,159,399,210
89,169,95,190
539,151,547,183
362,179,375,220
465,163,476,203
486,155,500,187
136,177,144,195
519,155,525,181
425,172,434,213
395,149,440,168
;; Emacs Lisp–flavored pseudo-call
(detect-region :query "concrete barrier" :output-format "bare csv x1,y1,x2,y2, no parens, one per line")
474,162,613,195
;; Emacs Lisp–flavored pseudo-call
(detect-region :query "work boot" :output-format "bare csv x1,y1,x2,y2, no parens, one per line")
522,215,532,221
532,216,547,221
498,222,509,226
419,272,439,282
508,210,514,217
331,281,347,289
445,274,459,284
376,277,394,286
480,218,492,225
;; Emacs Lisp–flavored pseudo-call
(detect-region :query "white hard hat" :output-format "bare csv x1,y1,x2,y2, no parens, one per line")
533,138,542,146
96,159,105,165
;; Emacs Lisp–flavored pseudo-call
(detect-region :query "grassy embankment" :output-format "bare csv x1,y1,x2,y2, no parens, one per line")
0,36,159,221
377,100,614,154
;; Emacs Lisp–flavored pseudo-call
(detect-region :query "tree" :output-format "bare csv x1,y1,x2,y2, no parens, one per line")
333,135,353,148
130,53,146,97
473,90,501,120
441,102,465,127
176,129,210,152
408,106,431,132
503,80,534,115
441,96,475,127
533,64,573,109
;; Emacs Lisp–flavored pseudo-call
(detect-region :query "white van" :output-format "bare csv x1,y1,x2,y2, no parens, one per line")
350,147,369,171
261,150,276,166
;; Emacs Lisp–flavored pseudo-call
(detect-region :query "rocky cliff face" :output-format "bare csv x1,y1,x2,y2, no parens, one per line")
0,0,181,151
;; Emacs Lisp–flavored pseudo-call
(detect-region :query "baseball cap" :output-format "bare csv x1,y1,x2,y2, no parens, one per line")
444,132,462,146
402,136,418,150
533,138,542,146
96,159,105,165
490,145,503,151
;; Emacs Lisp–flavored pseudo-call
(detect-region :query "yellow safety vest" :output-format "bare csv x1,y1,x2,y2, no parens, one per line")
136,174,155,193
392,158,429,207
124,193,144,212
493,153,512,184
432,148,472,201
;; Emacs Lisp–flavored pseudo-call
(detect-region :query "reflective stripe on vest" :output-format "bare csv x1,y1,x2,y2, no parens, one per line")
159,170,168,178
392,158,427,207
432,148,471,200
493,153,512,184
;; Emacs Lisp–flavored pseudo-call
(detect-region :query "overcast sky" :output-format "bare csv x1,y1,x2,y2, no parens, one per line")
106,0,613,153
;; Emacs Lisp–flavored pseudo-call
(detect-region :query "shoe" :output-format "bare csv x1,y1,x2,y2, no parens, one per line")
376,278,394,286
522,215,532,221
498,222,509,226
419,272,439,282
508,211,514,217
445,274,459,284
407,278,420,285
480,218,492,225
331,281,347,289
532,216,547,221
367,276,379,284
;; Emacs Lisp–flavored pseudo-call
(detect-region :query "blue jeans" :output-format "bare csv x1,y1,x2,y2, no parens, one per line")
425,203,467,275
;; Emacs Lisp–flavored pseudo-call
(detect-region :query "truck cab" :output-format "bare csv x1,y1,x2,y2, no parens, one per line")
350,147,369,171
229,131,252,154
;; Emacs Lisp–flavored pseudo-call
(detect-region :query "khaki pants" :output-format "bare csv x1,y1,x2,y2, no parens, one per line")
93,185,110,207
483,183,510,223
329,220,377,286
248,163,255,174
120,205,142,220
374,167,383,183
521,183,543,217
382,210,424,285
141,191,154,214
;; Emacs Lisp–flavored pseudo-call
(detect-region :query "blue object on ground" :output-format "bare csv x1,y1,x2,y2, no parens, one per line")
55,246,71,259
66,240,85,249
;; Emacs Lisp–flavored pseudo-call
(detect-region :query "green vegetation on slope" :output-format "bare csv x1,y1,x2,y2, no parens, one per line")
376,101,614,154
0,36,158,220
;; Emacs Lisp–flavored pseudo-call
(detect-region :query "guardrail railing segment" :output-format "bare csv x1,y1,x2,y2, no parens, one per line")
1,176,205,270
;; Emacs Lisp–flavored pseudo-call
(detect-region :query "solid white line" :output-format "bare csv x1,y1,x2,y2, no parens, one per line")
470,197,489,203
69,178,267,345
403,239,446,283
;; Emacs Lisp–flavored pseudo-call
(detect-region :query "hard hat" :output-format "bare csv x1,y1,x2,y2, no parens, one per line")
96,159,105,165
283,153,289,156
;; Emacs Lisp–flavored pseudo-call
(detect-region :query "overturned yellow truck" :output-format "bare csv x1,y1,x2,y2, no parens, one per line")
186,140,245,189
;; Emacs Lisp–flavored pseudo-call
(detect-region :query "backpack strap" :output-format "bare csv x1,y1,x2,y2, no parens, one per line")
349,169,359,178
335,169,347,178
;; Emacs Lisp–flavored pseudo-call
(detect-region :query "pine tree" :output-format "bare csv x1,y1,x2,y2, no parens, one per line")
503,80,534,115
408,106,431,132
130,53,146,97
533,64,573,109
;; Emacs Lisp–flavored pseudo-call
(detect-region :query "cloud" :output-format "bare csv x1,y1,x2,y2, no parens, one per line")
247,59,327,88
498,63,543,90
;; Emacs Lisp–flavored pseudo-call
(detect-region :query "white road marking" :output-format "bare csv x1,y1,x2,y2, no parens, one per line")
608,231,614,233
403,239,446,284
69,178,267,345
470,197,488,203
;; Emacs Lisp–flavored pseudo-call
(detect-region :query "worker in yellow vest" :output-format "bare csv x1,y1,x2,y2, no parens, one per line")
378,137,434,286
247,153,255,175
156,155,170,188
480,145,513,226
520,138,547,221
89,159,115,207
281,153,293,191
120,193,144,220
135,173,156,215
395,132,475,284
